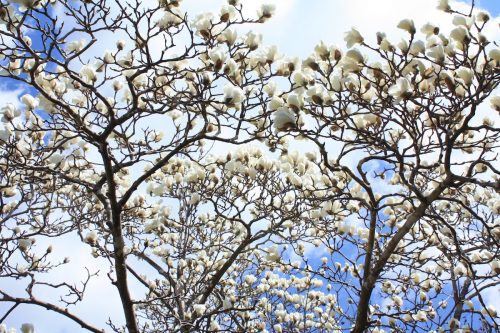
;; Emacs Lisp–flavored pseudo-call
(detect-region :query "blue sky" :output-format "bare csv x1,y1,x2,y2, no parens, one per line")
479,0,500,15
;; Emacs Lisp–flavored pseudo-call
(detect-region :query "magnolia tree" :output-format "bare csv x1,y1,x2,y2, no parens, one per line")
0,0,499,332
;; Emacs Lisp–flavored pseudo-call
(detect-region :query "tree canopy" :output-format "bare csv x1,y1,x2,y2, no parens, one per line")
0,0,499,332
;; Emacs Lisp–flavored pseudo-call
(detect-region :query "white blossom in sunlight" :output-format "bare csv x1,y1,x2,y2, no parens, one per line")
421,22,439,37
489,48,500,63
80,65,97,84
388,77,412,102
452,15,474,29
491,96,500,112
273,107,296,131
450,26,470,43
437,0,450,12
344,27,364,48
20,94,38,110
1,103,20,122
0,1,499,333
156,8,183,28
481,305,497,317
66,39,86,53
245,31,262,50
223,84,245,105
427,44,445,63
397,19,416,34
193,304,206,315
257,4,276,22
84,231,98,245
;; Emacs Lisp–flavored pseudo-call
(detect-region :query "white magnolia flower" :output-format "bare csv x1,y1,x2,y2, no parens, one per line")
265,245,280,262
132,73,148,89
1,103,20,122
21,94,39,110
102,50,114,64
421,22,439,37
490,96,500,112
268,96,284,110
219,28,237,45
476,11,490,22
220,5,236,21
66,39,86,53
245,31,262,50
80,65,97,84
287,93,303,111
189,193,201,205
427,45,445,63
414,311,427,322
452,15,474,28
409,40,425,56
223,84,245,105
20,323,34,333
209,321,220,330
481,305,497,317
345,48,364,64
208,46,226,68
392,295,403,307
116,39,126,50
222,297,233,309
450,26,470,43
397,19,416,34
156,8,183,28
491,260,500,274
453,262,467,276
489,48,500,62
344,28,364,48
18,238,32,252
437,0,450,12
402,313,413,322
257,4,275,21
263,81,278,96
454,65,472,83
388,77,412,102
193,303,206,315
84,230,98,244
244,274,257,284
273,107,296,131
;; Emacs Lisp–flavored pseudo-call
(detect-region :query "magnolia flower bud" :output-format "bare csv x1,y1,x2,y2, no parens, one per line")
116,39,126,50
476,11,490,22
